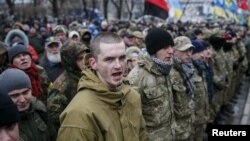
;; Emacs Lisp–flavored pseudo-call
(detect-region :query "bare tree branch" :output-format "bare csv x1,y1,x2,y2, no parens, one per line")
5,0,15,14
110,0,123,19
103,0,109,19
124,0,135,19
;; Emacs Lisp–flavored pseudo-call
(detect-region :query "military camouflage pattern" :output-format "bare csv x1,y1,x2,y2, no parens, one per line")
128,55,176,141
210,48,228,121
223,50,234,104
192,68,209,141
47,41,89,132
170,61,195,141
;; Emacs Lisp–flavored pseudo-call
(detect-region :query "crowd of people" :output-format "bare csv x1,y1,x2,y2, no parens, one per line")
0,17,250,141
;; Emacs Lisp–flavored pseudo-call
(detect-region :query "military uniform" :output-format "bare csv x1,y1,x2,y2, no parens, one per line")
192,61,210,141
170,61,195,141
210,48,228,121
128,55,176,141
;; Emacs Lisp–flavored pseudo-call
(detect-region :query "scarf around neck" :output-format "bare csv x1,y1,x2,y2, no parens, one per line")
151,56,172,75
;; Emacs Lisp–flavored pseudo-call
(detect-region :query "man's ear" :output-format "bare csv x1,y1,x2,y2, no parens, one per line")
89,57,97,70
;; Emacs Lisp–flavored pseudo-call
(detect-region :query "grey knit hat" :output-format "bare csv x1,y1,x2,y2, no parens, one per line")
8,45,31,63
0,68,31,95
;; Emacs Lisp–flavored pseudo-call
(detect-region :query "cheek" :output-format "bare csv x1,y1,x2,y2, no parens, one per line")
12,59,19,65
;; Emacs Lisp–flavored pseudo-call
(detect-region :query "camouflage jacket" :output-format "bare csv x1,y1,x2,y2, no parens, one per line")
211,48,228,91
192,64,209,125
128,55,175,141
170,62,195,140
47,41,89,133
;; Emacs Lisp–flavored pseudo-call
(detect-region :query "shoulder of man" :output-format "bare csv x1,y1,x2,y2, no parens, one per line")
31,97,47,112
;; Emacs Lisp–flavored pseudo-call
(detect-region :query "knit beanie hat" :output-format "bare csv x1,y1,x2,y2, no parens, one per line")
0,68,32,95
145,28,174,55
0,92,19,126
192,40,205,54
8,45,31,63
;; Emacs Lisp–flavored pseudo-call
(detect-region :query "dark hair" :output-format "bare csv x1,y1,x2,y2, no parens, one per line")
90,32,123,59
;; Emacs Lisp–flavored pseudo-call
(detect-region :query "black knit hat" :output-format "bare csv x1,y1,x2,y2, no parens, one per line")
0,90,19,126
0,68,32,96
145,28,174,55
8,45,31,63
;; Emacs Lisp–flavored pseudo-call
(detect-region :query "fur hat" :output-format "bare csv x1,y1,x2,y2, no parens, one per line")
145,28,174,55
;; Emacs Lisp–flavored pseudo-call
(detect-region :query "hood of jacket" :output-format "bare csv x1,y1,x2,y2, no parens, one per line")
61,41,89,79
4,29,29,48
78,66,131,109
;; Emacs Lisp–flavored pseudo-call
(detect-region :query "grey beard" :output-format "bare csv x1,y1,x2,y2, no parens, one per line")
46,52,61,63
151,56,172,75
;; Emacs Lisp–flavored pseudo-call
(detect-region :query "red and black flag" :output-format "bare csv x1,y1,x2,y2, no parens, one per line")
144,0,169,20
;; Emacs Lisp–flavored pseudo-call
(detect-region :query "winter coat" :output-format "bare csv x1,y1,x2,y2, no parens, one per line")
170,62,195,140
4,29,39,63
19,97,50,141
47,41,89,132
127,55,175,141
39,56,64,83
56,67,148,141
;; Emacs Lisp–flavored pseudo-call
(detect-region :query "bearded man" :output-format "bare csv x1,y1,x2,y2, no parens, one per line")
40,36,64,83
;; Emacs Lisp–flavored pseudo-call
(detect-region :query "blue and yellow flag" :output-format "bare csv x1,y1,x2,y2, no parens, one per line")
167,0,183,19
212,0,227,19
224,0,239,23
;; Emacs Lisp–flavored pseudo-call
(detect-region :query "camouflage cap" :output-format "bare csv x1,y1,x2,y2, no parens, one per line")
174,36,194,51
53,25,67,34
126,46,141,61
45,36,62,47
132,31,144,39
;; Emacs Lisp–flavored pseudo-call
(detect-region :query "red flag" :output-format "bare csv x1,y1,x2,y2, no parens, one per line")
238,0,249,10
144,0,169,19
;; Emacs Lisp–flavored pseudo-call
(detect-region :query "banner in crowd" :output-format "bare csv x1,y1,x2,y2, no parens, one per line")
167,0,183,19
224,0,239,23
144,0,169,20
212,0,228,19
237,0,249,10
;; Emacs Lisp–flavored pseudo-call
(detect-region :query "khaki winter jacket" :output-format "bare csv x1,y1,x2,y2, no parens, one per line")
57,67,148,141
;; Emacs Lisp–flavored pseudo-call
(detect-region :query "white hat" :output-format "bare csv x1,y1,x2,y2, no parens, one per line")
68,31,80,39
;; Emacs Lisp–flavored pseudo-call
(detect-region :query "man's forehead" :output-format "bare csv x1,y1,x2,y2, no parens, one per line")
99,42,125,50
8,88,30,95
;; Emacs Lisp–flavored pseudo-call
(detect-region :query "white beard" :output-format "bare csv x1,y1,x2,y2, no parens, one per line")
46,51,61,63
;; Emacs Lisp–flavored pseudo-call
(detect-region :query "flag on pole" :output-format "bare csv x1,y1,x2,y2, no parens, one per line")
144,0,169,20
224,0,239,23
212,0,227,19
167,0,183,19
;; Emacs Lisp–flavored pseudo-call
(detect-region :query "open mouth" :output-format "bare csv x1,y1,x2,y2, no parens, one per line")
112,72,122,79
21,61,28,65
